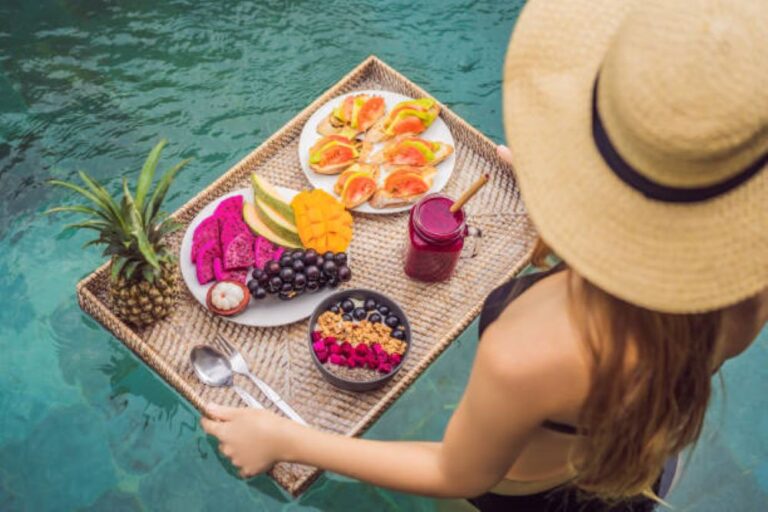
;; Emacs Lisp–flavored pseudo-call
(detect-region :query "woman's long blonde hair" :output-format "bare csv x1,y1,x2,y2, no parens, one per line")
530,238,742,501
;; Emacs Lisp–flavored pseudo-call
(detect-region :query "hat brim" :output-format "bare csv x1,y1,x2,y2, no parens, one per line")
503,0,768,313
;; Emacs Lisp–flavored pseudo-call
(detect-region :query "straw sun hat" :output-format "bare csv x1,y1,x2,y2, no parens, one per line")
503,0,768,313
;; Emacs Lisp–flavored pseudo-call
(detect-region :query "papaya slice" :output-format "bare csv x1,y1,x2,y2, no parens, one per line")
341,172,378,209
356,97,386,131
334,163,379,195
391,116,427,136
383,172,430,198
384,141,429,165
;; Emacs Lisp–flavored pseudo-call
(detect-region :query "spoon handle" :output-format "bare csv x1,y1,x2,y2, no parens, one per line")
233,384,265,409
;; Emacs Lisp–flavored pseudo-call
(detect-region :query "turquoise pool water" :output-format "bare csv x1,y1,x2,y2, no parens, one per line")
1,1,766,510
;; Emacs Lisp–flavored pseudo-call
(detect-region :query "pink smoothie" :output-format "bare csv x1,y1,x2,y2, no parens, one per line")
404,194,466,282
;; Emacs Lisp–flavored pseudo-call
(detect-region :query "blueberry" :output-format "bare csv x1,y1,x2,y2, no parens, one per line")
329,304,341,314
392,328,406,340
279,267,295,282
377,305,390,316
340,299,355,313
334,252,348,266
252,287,267,300
266,261,281,277
292,259,305,273
369,313,382,323
385,315,400,329
341,313,353,322
352,307,367,320
364,298,377,311
337,265,352,282
294,273,307,289
322,259,337,276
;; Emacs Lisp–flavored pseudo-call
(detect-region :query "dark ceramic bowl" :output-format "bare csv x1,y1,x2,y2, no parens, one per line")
307,288,411,392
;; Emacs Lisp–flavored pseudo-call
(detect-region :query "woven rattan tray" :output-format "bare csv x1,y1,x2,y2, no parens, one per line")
75,56,536,496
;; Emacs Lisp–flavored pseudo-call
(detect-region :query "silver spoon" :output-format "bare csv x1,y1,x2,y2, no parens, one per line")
190,345,264,409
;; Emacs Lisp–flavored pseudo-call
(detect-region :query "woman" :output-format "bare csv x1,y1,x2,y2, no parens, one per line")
202,0,768,509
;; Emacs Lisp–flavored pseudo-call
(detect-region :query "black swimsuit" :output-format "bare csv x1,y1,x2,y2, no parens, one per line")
468,265,660,512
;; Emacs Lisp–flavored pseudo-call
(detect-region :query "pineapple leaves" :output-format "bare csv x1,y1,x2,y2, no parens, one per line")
123,178,161,271
135,139,167,212
49,140,185,283
145,158,190,222
44,205,110,223
123,260,140,281
141,266,156,284
76,171,128,233
111,256,128,282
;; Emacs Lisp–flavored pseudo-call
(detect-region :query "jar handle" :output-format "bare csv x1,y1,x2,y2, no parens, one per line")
460,225,482,259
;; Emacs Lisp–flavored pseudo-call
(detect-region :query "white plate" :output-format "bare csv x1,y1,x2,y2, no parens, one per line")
298,89,456,214
179,186,340,327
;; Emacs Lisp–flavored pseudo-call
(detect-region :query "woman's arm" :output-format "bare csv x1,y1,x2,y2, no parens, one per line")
202,320,566,498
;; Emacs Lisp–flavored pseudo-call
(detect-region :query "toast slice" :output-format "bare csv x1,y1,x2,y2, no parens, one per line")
366,135,453,166
369,166,438,209
364,99,440,143
317,94,386,138
333,163,380,195
308,135,360,175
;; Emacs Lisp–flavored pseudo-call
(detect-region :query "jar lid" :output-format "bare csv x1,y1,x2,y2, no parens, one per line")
412,194,466,243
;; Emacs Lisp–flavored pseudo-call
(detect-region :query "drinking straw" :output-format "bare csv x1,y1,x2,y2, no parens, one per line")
450,174,490,213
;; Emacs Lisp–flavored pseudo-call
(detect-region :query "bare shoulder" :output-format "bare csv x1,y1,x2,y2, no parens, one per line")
476,271,592,414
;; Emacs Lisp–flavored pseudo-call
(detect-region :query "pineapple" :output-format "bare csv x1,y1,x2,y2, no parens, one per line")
49,140,190,327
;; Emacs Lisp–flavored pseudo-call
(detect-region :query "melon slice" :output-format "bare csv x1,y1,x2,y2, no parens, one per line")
191,216,220,263
255,198,302,247
195,239,219,284
222,230,255,270
251,174,295,223
243,202,302,248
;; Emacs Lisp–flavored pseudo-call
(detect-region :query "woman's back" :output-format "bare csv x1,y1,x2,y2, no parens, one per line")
482,263,767,485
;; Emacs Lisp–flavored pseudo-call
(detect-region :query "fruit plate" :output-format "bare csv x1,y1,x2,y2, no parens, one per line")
179,187,340,327
297,89,456,214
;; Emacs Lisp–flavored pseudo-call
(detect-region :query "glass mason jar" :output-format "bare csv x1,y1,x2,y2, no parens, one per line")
403,193,479,282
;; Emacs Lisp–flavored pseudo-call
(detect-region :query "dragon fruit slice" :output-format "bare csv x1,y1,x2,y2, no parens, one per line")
225,268,249,284
213,195,244,219
191,216,220,263
219,214,248,248
212,258,250,283
253,236,277,269
222,231,255,270
195,239,219,284
272,246,285,263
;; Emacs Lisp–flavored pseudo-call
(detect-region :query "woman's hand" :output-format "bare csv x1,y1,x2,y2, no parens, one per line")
200,403,297,478
497,145,514,165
